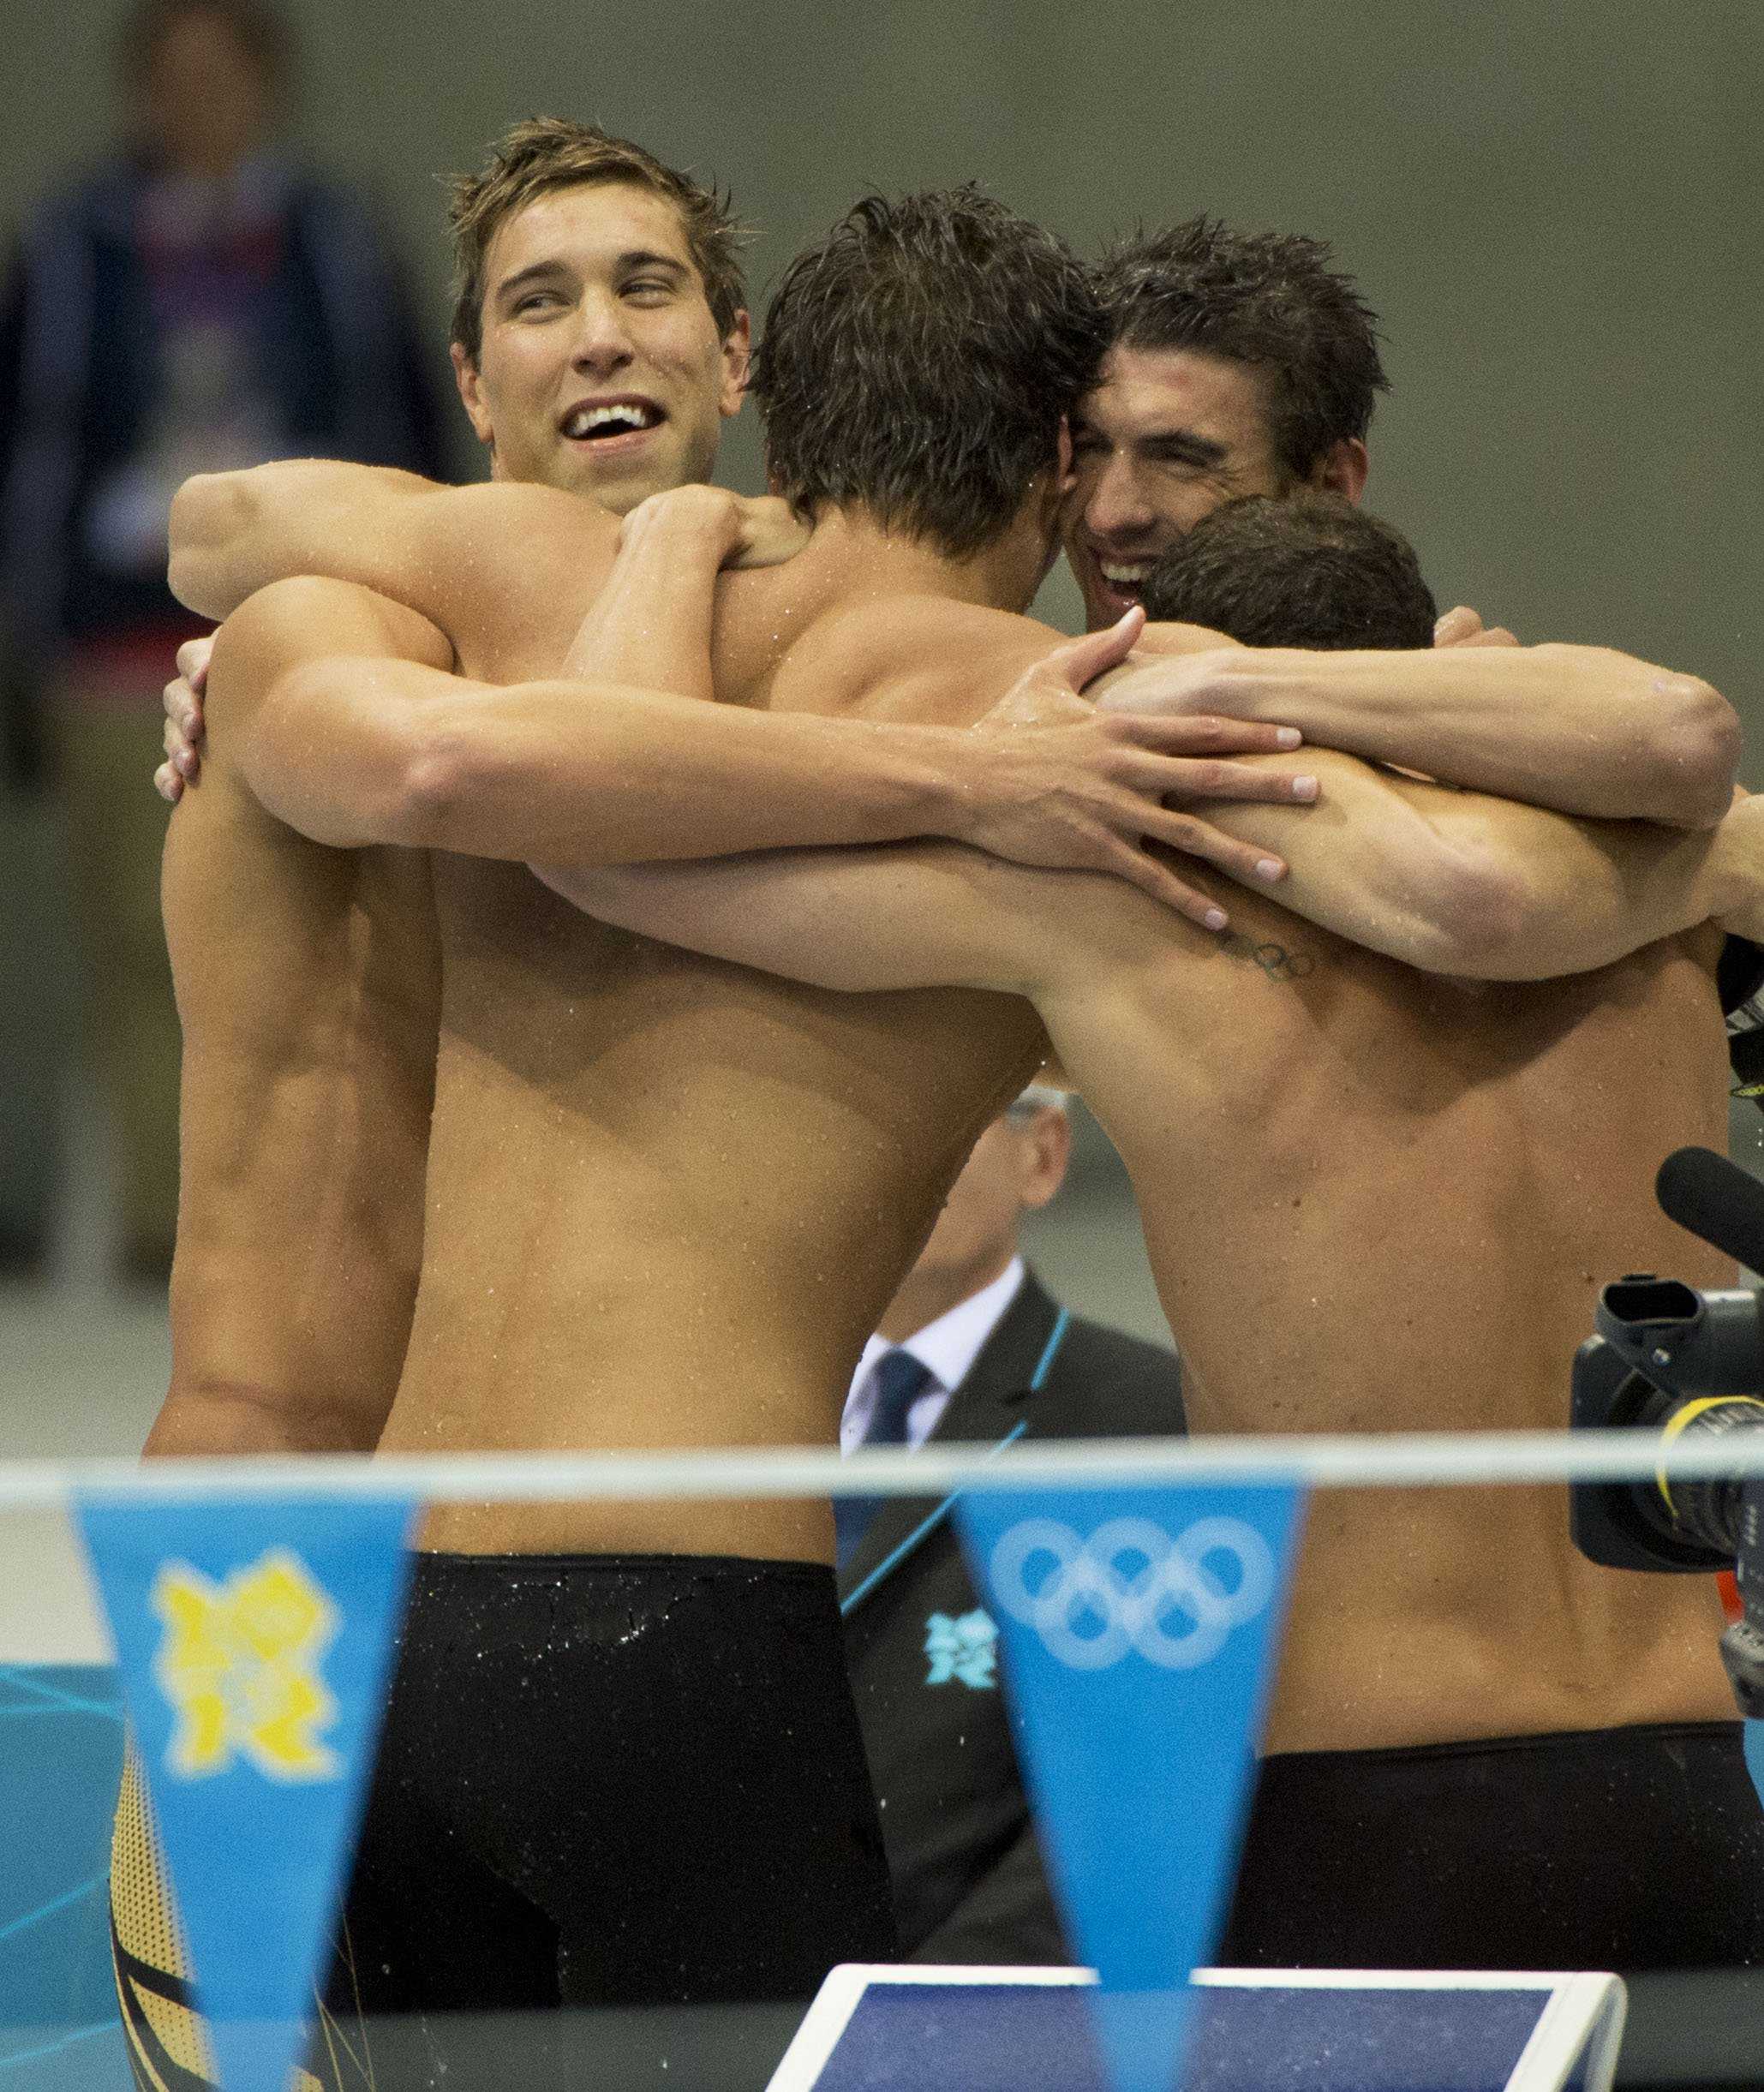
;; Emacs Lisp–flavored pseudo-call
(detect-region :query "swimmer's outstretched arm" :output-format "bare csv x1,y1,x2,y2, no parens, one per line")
1106,636,1740,832
211,577,1301,913
547,762,1761,988
1194,765,1762,978
547,841,1059,998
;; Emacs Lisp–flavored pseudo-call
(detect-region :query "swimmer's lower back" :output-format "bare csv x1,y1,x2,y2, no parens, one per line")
376,1316,852,1562
1265,1487,1736,1753
409,1492,837,1563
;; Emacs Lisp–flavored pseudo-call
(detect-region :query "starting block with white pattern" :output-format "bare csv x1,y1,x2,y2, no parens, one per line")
767,1964,1628,2092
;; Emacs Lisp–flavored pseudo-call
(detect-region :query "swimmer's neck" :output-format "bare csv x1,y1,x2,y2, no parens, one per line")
781,499,1055,619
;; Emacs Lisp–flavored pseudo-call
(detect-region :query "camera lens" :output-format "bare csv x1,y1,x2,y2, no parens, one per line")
1659,1398,1764,1557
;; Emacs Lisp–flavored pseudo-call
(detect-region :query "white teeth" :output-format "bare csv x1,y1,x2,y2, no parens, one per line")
1099,561,1151,584
563,403,657,439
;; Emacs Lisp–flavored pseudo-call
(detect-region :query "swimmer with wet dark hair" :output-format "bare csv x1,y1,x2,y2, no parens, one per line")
557,499,1764,1984
1139,492,1436,651
152,158,1757,2062
147,160,1335,2076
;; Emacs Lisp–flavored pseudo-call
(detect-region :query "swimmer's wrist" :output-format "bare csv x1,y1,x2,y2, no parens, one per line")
1707,796,1764,935
1191,653,1292,714
824,720,983,845
918,728,999,842
623,487,745,560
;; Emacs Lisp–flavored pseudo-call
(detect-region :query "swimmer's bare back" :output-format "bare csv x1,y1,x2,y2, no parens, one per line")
560,794,1746,1746
382,571,1056,1562
1055,876,1738,1752
173,474,1105,1560
160,586,450,1455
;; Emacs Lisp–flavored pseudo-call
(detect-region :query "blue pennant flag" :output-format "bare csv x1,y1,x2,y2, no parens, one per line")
75,1491,416,2092
955,1482,1307,2092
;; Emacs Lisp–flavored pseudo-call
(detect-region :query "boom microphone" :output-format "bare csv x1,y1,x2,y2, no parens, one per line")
1654,1145,1764,1276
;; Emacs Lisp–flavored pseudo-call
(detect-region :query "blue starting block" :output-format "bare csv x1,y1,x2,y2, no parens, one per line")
767,1965,1627,2092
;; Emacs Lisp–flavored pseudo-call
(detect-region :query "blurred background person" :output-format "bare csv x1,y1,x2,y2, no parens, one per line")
0,0,445,1282
836,1085,1186,1960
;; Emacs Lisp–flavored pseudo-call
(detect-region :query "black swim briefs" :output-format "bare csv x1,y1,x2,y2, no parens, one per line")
1218,1719,1764,1975
325,1550,897,2031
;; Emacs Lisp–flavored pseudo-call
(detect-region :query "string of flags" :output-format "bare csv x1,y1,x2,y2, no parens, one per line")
72,1478,1304,2092
75,1491,416,2092
955,1482,1307,2092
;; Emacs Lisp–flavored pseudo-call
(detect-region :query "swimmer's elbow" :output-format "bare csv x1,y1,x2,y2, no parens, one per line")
386,702,549,852
169,471,259,617
1397,846,1534,977
1646,673,1743,829
389,731,482,850
1551,648,1741,828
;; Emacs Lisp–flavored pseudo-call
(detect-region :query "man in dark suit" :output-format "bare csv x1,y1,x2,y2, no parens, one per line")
835,1085,1186,1961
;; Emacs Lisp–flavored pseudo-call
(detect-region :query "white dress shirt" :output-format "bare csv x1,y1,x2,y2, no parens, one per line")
840,1257,1027,1455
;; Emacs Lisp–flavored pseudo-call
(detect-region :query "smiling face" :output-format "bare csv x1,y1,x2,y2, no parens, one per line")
451,179,749,511
1063,343,1293,629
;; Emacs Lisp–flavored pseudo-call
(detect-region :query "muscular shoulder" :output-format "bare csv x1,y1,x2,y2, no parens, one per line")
403,481,621,674
782,596,1058,728
208,577,452,720
401,477,616,574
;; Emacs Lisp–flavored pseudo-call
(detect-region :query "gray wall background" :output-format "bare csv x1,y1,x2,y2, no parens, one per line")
2,1,1759,1460
5,0,1755,691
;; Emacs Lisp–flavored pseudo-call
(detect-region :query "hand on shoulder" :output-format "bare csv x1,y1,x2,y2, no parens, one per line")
617,486,810,571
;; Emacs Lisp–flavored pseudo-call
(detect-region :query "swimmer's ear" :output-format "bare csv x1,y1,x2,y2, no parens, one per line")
1311,435,1369,505
451,344,495,453
718,313,751,420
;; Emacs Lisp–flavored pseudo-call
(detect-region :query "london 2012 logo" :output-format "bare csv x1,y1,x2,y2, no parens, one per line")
150,1548,343,1781
988,1515,1276,1671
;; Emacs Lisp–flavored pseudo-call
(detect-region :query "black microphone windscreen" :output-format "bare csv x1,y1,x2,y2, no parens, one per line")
1655,1145,1764,1273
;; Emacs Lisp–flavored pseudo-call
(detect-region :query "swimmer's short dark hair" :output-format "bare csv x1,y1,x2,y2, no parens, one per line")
445,117,749,365
752,188,1109,560
1097,218,1387,483
1141,493,1436,650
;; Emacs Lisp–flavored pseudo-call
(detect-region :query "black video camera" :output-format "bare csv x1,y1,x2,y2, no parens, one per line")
1570,1146,1764,1718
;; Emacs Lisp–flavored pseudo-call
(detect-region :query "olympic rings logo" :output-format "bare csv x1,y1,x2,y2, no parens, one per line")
988,1515,1276,1671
